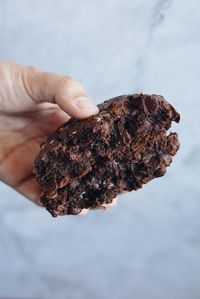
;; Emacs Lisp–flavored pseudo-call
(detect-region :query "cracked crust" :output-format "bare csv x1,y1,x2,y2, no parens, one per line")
33,93,180,217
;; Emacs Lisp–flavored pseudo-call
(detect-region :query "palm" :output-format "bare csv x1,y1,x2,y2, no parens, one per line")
0,61,99,208
0,104,69,204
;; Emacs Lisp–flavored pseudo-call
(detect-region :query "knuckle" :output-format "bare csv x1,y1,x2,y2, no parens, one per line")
26,65,41,75
61,76,82,88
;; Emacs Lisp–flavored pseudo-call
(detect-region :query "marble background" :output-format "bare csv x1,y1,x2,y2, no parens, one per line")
0,0,199,298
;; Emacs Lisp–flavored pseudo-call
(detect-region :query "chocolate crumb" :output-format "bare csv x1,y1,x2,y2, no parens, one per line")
34,93,180,217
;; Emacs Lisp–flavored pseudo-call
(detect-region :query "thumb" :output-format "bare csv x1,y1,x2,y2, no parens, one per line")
23,65,99,119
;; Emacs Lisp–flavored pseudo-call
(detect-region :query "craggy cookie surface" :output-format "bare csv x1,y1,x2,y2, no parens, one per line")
34,94,180,217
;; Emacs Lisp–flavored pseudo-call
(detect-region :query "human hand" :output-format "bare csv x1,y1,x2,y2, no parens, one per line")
0,61,99,206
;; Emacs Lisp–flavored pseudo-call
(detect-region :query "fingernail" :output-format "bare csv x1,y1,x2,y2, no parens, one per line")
75,96,99,113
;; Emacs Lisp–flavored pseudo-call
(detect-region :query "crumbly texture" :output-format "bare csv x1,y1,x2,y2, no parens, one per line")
34,94,180,217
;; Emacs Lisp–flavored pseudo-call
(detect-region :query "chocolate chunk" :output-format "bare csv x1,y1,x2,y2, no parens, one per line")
144,95,158,113
33,93,180,217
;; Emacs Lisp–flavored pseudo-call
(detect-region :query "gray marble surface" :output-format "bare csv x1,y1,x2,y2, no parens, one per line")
0,0,199,298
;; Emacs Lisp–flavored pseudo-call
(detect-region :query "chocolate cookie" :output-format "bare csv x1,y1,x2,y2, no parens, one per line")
33,94,180,217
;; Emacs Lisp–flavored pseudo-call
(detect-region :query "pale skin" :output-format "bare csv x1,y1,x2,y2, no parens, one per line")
0,61,117,213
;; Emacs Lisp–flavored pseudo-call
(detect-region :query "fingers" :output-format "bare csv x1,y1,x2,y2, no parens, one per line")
78,197,118,216
101,197,118,208
78,209,88,216
24,66,99,119
15,175,43,206
55,77,99,119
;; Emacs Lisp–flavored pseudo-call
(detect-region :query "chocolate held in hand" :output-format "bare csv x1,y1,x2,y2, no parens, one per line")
34,94,180,217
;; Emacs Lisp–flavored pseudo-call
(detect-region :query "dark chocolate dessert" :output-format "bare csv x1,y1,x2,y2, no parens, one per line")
34,94,180,217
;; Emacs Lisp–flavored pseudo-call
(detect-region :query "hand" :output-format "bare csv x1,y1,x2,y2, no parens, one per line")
0,61,99,206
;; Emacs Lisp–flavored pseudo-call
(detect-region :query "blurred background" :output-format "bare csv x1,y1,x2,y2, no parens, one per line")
0,0,199,298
